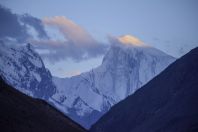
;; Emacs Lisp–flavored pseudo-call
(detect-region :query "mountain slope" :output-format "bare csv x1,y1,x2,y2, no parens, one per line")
0,41,55,99
0,77,86,132
51,35,175,128
90,47,198,132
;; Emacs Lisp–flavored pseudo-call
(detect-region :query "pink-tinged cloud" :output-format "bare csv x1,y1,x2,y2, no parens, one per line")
43,16,95,46
108,34,148,47
31,16,107,62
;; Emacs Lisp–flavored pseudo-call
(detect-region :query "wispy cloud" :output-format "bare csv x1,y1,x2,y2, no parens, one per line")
33,16,107,62
43,16,95,45
0,5,107,62
20,14,49,39
0,5,48,42
108,34,147,47
0,5,29,42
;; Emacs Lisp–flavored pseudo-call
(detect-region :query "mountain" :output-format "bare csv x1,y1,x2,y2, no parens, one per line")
90,47,198,132
51,35,175,128
0,77,86,132
0,41,55,99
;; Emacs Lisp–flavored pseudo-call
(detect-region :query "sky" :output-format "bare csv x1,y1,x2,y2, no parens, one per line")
0,0,198,77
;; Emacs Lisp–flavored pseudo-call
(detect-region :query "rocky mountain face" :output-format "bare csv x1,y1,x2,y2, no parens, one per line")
90,47,198,132
0,77,86,132
51,35,175,128
0,41,55,99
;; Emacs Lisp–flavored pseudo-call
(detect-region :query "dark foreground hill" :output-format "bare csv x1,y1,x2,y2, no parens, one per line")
0,77,86,132
91,47,198,132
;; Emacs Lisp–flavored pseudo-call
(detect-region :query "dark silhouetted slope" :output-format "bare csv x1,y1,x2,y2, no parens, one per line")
91,47,198,132
0,77,86,132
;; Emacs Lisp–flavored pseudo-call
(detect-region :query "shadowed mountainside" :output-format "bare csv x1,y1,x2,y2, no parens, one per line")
0,77,86,132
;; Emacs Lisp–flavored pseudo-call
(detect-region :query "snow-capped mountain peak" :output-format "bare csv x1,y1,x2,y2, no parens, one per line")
51,37,176,128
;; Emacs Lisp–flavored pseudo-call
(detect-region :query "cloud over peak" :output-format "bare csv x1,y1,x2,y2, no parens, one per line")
33,16,107,62
108,34,147,47
0,5,107,63
118,35,145,46
0,3,106,63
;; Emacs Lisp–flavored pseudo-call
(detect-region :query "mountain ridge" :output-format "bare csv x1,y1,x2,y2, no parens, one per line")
52,40,175,128
0,42,56,99
90,47,198,132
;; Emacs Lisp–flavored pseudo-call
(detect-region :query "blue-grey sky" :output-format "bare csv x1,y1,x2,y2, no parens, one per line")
0,0,198,77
